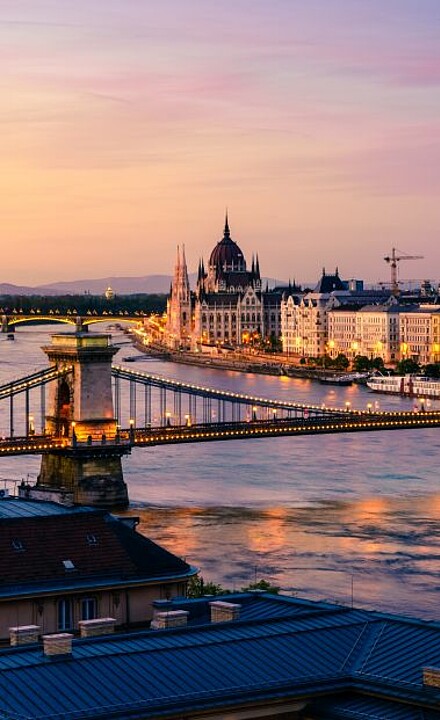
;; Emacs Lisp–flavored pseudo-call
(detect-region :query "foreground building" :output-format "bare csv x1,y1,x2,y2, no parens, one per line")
0,497,195,640
0,591,439,718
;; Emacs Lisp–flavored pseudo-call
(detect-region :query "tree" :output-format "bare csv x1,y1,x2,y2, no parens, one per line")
425,363,440,378
242,579,280,594
353,355,372,372
333,353,349,370
187,575,229,598
396,358,420,374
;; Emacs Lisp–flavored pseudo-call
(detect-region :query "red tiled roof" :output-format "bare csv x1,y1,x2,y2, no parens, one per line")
0,511,190,585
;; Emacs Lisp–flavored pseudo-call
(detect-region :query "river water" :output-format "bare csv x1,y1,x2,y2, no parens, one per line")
1,327,440,619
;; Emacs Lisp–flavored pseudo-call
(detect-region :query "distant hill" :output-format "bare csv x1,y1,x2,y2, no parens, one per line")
0,274,286,296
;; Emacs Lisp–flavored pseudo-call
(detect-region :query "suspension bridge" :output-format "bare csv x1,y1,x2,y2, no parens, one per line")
0,331,439,506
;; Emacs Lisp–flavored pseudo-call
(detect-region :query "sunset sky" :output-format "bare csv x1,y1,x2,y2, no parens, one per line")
2,0,439,286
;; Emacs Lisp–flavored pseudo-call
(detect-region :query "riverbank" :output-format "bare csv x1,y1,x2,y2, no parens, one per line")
131,336,339,381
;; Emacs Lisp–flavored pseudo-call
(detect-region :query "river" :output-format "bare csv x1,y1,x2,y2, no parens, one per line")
1,326,440,619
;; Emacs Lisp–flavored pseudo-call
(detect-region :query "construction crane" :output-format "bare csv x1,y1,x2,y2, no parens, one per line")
384,248,423,296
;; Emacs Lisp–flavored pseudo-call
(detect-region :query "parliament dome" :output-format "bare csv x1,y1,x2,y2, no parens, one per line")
209,215,246,271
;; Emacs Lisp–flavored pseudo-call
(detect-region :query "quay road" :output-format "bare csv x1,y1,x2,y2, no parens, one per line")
2,408,440,455
132,333,328,380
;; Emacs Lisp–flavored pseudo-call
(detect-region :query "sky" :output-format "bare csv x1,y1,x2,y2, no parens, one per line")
1,0,439,286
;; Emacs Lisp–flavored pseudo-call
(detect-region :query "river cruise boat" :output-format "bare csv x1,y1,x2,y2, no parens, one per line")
366,374,440,399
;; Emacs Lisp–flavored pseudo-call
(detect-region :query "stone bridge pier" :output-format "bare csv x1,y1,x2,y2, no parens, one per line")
37,332,129,508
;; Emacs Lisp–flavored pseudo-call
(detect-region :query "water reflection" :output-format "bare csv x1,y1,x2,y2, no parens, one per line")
131,494,440,619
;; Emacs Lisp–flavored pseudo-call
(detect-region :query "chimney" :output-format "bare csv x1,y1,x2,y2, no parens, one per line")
209,600,241,623
152,599,173,615
42,633,73,657
150,610,189,629
423,667,440,688
78,617,116,638
9,625,41,646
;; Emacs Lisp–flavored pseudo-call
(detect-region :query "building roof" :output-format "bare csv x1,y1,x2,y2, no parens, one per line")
313,269,346,293
0,593,439,719
209,215,246,271
0,498,194,598
357,303,419,313
0,498,92,520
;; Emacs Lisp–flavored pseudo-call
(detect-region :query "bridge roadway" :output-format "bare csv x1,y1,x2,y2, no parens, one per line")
1,409,440,455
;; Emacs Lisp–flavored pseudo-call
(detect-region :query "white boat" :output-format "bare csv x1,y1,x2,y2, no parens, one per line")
366,374,440,399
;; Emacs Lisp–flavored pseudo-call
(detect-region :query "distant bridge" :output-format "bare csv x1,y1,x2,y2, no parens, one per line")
1,312,143,333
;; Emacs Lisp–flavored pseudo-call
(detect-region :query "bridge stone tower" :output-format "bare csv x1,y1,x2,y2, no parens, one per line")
37,332,129,508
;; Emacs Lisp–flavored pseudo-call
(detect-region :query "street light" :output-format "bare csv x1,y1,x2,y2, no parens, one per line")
71,421,77,447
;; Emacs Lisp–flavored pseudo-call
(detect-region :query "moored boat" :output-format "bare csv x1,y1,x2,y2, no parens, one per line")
319,374,353,386
366,374,440,399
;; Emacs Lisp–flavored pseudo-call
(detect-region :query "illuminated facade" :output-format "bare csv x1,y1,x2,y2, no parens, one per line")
167,216,285,349
280,270,347,358
399,307,440,364
327,305,440,364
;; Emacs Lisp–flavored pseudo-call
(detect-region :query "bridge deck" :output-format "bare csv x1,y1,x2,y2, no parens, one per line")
0,411,439,455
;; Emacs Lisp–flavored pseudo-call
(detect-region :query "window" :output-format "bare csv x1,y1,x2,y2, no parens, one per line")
58,598,73,630
81,597,97,621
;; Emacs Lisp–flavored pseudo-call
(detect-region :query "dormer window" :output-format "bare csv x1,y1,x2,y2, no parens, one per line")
63,559,75,571
12,539,25,552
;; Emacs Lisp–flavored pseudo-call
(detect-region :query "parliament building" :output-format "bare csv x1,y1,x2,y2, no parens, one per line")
166,216,284,349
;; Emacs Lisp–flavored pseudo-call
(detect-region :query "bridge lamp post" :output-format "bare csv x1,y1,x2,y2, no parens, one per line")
28,415,35,436
272,408,277,422
345,401,351,413
71,421,77,447
367,402,372,414
165,412,172,427
252,406,257,422
420,398,426,413
184,414,191,427
129,418,135,441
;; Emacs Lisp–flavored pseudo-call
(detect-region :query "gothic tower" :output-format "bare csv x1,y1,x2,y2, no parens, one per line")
166,245,192,349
